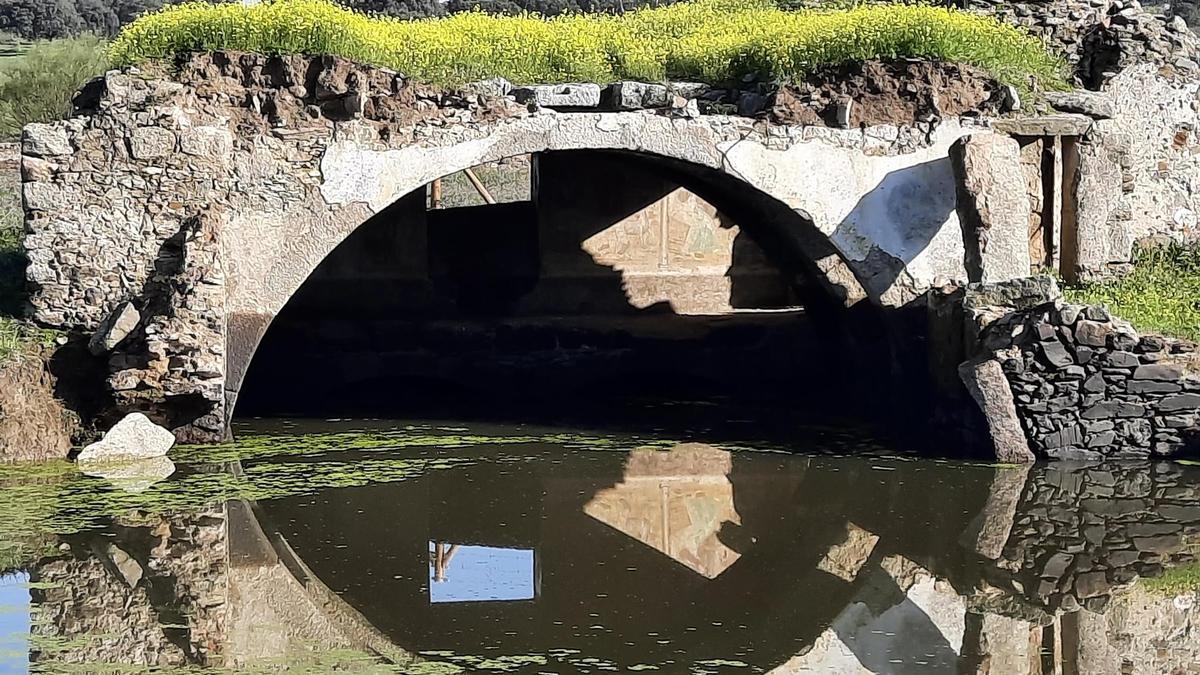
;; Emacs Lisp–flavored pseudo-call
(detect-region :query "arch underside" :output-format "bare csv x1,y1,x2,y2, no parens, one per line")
223,114,969,422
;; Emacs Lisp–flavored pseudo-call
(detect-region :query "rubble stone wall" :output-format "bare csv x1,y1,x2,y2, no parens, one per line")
967,0,1200,269
963,279,1200,460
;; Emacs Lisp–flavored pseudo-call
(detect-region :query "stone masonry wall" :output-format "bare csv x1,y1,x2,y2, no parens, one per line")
22,53,1000,436
967,0,1200,257
966,279,1200,459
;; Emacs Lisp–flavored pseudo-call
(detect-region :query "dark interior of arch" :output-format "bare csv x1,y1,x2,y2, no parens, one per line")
235,150,906,438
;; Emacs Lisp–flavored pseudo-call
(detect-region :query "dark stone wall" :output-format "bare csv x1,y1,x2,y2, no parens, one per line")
982,302,1200,459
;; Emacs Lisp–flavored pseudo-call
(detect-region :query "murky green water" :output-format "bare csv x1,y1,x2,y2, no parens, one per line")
0,419,1198,674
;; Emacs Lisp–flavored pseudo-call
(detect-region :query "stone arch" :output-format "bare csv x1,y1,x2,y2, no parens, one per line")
223,112,969,416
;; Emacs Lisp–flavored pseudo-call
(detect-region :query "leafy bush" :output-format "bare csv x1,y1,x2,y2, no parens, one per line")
0,35,108,139
108,0,1066,88
1065,243,1200,343
0,0,171,40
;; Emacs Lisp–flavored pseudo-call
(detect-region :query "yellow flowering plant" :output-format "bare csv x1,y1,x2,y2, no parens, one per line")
108,0,1066,89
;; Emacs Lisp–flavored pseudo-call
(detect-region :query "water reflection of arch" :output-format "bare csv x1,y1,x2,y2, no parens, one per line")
24,455,1200,672
245,442,1000,672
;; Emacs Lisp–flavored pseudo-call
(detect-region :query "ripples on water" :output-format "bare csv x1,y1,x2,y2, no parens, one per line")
0,418,1197,674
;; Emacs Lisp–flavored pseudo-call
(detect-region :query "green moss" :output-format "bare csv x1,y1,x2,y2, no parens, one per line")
0,425,679,572
1064,243,1200,343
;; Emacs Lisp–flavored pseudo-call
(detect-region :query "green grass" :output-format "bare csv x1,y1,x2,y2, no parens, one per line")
1064,243,1200,343
0,155,57,364
1,159,27,364
0,35,108,140
1142,559,1200,595
108,0,1067,89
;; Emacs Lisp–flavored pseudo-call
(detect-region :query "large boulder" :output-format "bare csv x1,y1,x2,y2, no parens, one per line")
76,413,175,462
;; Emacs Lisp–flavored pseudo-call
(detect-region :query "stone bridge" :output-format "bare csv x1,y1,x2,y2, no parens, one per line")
17,50,1200,454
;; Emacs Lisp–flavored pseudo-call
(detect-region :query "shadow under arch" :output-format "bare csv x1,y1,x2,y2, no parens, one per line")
223,131,882,424
232,147,901,434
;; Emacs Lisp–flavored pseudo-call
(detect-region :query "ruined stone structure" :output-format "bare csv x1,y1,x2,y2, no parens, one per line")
16,0,1200,453
943,278,1200,459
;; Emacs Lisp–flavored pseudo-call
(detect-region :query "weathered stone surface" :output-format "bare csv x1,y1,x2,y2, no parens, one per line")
1068,130,1131,281
959,359,1036,463
951,134,1033,283
464,77,513,98
88,302,141,356
991,114,1093,136
77,413,176,462
1133,364,1185,381
512,83,601,108
22,123,72,157
1040,341,1074,369
963,277,1061,311
1075,320,1112,347
179,127,233,158
1044,90,1116,119
129,127,177,160
609,81,668,110
1160,393,1200,412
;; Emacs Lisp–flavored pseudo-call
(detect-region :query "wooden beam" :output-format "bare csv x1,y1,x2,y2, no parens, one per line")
463,168,496,205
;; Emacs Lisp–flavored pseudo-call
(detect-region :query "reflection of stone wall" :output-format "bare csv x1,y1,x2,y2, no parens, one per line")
989,462,1200,614
30,508,227,669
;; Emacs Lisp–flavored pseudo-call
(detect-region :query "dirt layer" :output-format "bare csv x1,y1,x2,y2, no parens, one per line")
95,53,1006,133
770,60,1006,127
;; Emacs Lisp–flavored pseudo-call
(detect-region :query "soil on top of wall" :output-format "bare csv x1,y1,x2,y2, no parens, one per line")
770,60,1006,127
103,52,1007,134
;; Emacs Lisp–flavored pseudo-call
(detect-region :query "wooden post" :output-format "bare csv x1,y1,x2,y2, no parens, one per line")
430,178,443,209
1060,136,1081,283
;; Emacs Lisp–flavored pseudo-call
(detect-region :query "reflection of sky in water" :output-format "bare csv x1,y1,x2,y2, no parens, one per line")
429,544,534,604
0,574,29,674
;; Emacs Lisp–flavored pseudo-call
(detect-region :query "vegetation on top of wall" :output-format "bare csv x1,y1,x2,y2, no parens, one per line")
1141,558,1200,595
1064,243,1200,344
107,0,1067,88
0,35,109,139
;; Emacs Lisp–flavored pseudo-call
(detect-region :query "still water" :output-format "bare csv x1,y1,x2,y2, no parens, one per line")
0,418,1198,674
